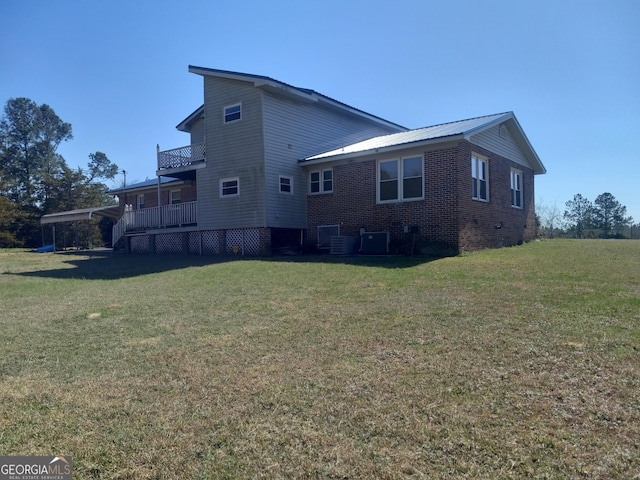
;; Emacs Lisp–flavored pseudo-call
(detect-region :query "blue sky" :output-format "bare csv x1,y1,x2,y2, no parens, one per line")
2,0,639,222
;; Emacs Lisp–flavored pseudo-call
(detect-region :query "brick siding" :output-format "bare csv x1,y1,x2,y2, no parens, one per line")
307,140,536,254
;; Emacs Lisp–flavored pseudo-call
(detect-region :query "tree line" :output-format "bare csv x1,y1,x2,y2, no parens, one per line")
538,193,638,239
0,97,119,248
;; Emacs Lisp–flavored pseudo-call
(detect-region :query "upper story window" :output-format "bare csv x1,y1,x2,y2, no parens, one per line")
511,169,523,208
220,177,239,197
279,175,293,194
471,154,489,202
377,156,424,203
309,169,333,194
224,103,242,124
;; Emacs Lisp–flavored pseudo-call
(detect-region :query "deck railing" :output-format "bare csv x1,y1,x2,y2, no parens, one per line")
157,143,205,170
112,201,198,246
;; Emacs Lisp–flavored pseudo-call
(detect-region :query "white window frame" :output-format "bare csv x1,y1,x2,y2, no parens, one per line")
471,153,489,202
136,193,145,210
223,103,242,124
309,169,333,194
169,189,181,205
511,168,523,209
377,156,424,204
279,175,293,194
220,177,240,197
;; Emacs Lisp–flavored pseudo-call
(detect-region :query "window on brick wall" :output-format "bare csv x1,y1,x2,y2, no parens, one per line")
309,169,333,194
471,154,489,202
511,169,523,208
136,194,145,210
169,190,181,205
377,156,423,203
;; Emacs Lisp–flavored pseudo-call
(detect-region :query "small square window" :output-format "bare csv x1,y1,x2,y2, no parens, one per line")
279,175,293,194
224,104,241,123
220,177,239,197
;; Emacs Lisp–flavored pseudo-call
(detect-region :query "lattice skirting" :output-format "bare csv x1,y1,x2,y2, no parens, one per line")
189,230,220,254
225,228,260,255
155,233,182,253
130,235,150,254
126,228,265,255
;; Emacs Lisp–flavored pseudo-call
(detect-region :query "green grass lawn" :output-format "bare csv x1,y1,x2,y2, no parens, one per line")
1,240,639,479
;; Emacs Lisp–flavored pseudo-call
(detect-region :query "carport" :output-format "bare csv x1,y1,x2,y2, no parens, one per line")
40,205,120,251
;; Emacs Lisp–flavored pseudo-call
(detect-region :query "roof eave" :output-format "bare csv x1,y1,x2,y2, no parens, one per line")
506,115,546,175
176,105,204,132
301,134,464,166
40,205,121,224
108,178,185,195
462,112,546,175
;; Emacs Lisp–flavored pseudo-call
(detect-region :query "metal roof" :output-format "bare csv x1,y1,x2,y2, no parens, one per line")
41,205,120,224
303,112,511,161
107,177,182,194
301,111,545,174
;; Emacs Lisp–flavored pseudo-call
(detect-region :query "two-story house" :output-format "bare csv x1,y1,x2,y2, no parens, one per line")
108,66,545,255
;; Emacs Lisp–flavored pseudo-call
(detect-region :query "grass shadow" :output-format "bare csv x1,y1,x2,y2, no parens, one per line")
8,250,443,280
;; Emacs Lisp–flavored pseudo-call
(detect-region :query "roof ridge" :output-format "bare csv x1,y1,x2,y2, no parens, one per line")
411,111,512,131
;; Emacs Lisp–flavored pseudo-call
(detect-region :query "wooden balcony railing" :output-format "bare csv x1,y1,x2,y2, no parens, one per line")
112,201,198,246
157,143,205,170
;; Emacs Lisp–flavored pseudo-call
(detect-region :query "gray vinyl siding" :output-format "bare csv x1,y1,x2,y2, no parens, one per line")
197,76,265,229
470,124,529,167
189,117,205,145
263,92,403,228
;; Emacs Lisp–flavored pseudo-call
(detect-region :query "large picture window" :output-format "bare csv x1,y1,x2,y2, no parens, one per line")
377,156,423,203
471,154,489,202
511,169,523,208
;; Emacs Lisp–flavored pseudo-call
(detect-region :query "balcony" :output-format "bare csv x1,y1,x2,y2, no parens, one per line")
112,201,198,246
157,143,205,171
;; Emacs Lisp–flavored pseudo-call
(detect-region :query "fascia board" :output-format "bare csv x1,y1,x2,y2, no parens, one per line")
176,105,204,132
507,116,546,174
189,65,314,102
463,113,546,175
109,180,186,195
